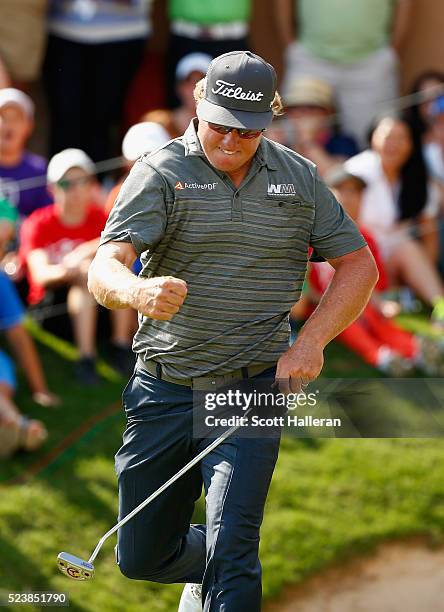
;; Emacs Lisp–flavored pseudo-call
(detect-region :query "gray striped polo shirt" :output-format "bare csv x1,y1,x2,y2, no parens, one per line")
100,120,366,379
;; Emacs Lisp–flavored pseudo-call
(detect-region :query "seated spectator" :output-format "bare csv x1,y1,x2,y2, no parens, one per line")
310,167,443,375
19,149,107,384
0,269,60,406
105,122,170,216
144,52,212,138
345,116,444,327
0,350,47,458
0,89,51,219
283,77,358,175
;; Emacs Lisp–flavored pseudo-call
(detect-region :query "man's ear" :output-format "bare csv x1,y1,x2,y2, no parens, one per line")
47,182,55,198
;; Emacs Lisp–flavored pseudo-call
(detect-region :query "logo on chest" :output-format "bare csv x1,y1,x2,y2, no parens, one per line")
267,183,296,196
175,181,218,191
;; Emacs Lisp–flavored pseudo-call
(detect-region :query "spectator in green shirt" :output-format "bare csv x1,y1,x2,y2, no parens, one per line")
166,0,251,107
275,0,413,147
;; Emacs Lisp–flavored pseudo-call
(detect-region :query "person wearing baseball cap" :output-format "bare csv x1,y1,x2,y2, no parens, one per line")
19,149,107,385
0,88,52,219
88,51,377,610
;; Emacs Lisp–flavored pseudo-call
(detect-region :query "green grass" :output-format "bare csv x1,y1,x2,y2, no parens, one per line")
1,322,444,611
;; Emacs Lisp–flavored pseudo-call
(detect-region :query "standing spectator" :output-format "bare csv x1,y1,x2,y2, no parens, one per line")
0,89,51,219
166,0,251,107
19,149,107,384
275,0,413,147
44,0,153,162
144,52,212,138
345,116,444,327
283,76,358,175
0,0,48,89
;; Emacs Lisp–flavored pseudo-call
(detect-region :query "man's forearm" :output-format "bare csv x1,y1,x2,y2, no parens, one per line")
88,256,142,310
298,249,378,348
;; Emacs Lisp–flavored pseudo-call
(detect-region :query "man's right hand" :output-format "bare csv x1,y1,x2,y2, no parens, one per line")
134,276,188,320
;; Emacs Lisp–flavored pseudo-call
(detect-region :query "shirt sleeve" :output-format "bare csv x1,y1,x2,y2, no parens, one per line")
100,160,168,257
309,170,367,259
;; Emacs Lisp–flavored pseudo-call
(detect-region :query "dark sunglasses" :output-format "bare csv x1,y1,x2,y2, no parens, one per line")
208,122,265,140
56,176,92,191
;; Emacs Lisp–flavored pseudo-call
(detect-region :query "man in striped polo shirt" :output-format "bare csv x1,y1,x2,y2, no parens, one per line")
88,51,378,611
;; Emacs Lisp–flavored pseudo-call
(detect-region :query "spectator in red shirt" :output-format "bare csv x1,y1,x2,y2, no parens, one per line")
19,149,106,384
310,167,444,376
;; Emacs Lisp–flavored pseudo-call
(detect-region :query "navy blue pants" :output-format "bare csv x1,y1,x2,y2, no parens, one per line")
115,365,280,611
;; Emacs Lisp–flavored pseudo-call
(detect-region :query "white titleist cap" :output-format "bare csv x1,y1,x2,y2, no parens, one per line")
175,52,212,81
122,122,170,161
47,148,95,183
0,88,34,118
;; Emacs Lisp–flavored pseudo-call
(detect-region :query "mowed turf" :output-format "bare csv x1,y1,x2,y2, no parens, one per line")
0,321,443,611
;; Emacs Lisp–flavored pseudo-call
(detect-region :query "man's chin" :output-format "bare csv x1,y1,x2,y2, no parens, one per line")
210,155,241,173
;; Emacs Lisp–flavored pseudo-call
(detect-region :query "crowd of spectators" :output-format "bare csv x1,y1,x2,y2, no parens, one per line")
1,0,444,457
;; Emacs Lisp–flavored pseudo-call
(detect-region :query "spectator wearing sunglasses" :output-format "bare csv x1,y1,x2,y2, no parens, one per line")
88,51,377,611
19,149,107,384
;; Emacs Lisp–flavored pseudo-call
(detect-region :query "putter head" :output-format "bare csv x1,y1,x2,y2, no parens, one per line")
57,552,95,580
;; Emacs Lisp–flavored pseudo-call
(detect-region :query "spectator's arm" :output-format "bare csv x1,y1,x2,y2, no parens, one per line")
61,238,100,269
27,248,77,287
391,0,413,53
274,0,296,47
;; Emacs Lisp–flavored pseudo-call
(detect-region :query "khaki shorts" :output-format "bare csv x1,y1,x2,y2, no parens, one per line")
0,0,48,82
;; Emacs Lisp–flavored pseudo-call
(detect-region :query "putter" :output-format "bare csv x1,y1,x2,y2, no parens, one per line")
57,406,254,580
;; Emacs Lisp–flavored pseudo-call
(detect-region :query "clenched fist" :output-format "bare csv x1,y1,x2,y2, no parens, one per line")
134,276,188,321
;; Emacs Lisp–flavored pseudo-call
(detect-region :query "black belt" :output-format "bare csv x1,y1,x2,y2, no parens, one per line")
137,357,275,390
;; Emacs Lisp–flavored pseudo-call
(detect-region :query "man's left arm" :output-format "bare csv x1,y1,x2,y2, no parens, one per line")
391,0,413,53
276,246,378,393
